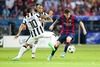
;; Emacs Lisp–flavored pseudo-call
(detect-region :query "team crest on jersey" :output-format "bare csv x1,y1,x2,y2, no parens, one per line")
69,19,72,22
64,23,72,26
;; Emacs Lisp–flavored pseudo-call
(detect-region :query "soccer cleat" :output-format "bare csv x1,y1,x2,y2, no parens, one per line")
60,52,66,58
11,57,20,61
48,43,55,51
47,55,53,61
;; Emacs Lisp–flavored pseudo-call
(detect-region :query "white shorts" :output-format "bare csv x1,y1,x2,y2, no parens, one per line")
26,31,55,45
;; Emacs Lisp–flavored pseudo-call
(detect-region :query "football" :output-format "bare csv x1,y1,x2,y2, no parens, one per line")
67,45,75,53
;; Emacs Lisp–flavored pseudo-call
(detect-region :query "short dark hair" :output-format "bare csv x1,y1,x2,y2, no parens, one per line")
26,7,32,13
64,8,70,14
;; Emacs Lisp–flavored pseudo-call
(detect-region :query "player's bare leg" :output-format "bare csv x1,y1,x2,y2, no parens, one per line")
60,36,72,58
27,45,32,50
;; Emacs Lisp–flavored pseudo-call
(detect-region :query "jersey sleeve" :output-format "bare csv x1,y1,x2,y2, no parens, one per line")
58,14,65,22
45,13,48,15
42,12,48,16
22,17,27,25
57,16,62,24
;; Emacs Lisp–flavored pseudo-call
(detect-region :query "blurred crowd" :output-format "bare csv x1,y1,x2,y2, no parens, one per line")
0,0,100,19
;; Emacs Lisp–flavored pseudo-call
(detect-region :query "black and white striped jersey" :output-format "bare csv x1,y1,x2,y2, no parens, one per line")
35,11,48,19
22,13,44,37
42,12,48,16
35,12,48,27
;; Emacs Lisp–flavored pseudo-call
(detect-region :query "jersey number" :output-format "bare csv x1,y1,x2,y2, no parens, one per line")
29,19,38,28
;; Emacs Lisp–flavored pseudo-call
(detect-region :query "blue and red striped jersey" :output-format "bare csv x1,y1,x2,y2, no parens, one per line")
58,14,81,34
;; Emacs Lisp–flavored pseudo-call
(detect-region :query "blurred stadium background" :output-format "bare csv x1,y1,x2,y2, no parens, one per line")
0,0,100,47
0,0,100,67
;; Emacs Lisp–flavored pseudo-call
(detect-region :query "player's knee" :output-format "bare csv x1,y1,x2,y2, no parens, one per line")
56,41,61,47
29,45,32,48
23,45,28,48
23,43,30,48
66,37,72,42
34,40,38,44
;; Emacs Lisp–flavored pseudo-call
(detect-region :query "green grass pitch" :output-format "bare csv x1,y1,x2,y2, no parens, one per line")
0,45,100,67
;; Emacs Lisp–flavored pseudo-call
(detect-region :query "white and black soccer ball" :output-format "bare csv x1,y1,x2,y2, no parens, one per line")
67,45,75,53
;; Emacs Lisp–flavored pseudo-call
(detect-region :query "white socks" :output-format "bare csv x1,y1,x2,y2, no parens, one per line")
32,45,37,54
32,45,37,57
51,35,57,45
17,46,27,58
15,34,56,59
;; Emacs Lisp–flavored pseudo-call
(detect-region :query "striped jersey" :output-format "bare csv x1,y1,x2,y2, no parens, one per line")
58,14,81,34
35,11,48,27
22,13,44,37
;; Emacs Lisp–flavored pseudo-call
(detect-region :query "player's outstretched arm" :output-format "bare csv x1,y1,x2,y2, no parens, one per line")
49,19,58,30
80,21,87,35
49,24,54,30
14,23,26,39
47,16,53,22
41,15,53,23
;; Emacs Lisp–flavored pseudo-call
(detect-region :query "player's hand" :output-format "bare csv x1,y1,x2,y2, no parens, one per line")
49,25,54,30
83,30,87,35
14,34,19,39
41,19,46,23
41,15,47,19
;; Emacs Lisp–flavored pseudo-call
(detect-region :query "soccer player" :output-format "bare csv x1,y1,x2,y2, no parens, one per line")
12,7,46,61
12,6,56,60
47,8,87,60
30,5,56,58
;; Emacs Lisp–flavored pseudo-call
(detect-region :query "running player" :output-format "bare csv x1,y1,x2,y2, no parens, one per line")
47,8,87,60
30,5,57,58
12,6,56,60
12,7,46,61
